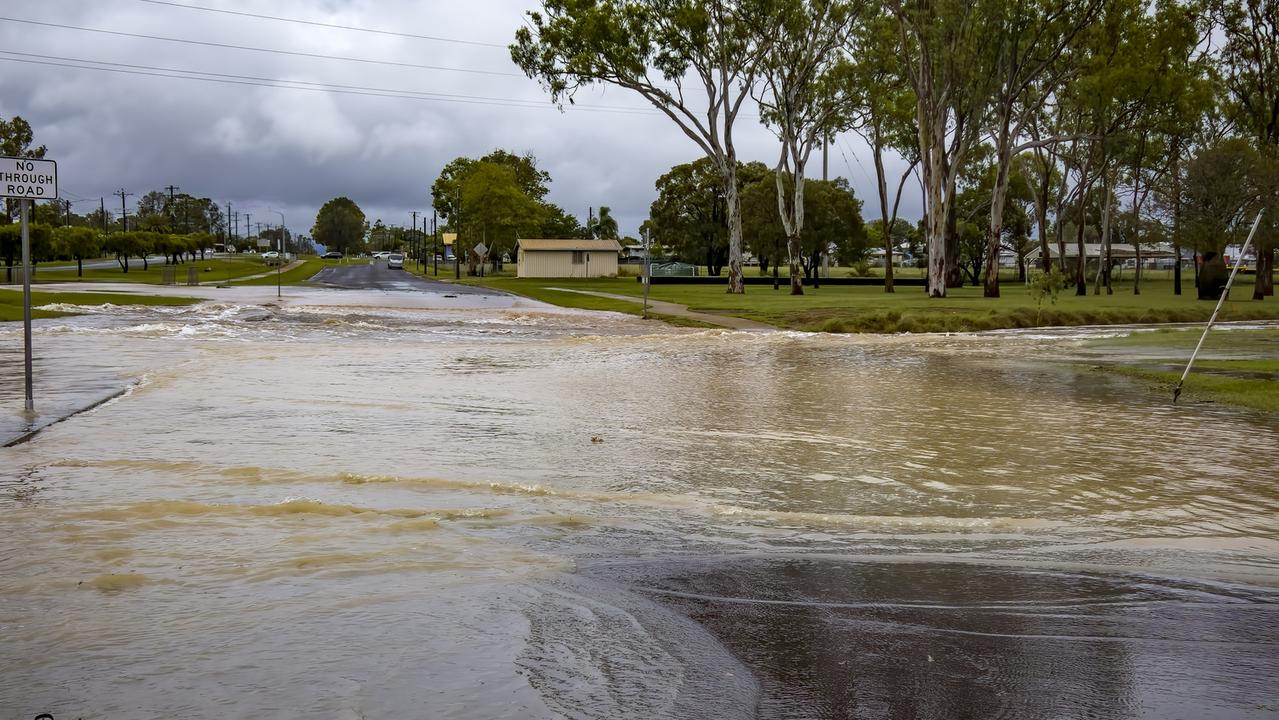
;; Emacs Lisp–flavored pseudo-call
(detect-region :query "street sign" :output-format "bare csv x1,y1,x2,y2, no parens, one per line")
1,156,57,414
257,238,270,248
0,157,57,200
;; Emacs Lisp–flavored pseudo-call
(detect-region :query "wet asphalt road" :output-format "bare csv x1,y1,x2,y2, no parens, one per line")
308,260,505,295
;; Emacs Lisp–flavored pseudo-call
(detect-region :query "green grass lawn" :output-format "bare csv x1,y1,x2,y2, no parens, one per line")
34,257,271,285
231,256,335,286
453,274,1279,333
0,288,202,321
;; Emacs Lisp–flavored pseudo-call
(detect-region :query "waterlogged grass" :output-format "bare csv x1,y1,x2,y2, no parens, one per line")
0,288,201,321
1081,327,1279,412
1098,365,1279,413
456,275,1279,333
1088,326,1279,353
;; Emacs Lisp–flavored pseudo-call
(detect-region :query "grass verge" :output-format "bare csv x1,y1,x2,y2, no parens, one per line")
452,276,1279,333
229,257,332,286
1094,364,1279,413
1080,327,1279,413
34,257,271,285
0,289,201,321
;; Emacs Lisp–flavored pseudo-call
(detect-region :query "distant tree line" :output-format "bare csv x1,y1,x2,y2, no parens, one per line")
512,0,1278,300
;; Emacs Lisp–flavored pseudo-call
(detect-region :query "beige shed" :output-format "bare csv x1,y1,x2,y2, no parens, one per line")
517,239,622,278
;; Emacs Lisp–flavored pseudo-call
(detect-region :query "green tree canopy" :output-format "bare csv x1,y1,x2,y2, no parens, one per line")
460,161,545,259
311,197,367,255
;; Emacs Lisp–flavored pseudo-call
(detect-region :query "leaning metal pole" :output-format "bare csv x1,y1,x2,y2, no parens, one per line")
1173,210,1263,403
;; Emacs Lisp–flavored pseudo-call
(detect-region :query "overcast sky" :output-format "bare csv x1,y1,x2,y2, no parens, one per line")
0,0,919,239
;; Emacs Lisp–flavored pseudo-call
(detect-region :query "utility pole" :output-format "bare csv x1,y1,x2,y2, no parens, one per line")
432,210,438,275
245,213,252,242
101,197,107,233
588,206,594,238
62,199,71,226
226,202,232,248
115,189,132,232
165,184,180,228
411,210,419,269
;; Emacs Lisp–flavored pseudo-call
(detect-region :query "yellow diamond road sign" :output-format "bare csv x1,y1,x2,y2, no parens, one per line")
0,156,57,199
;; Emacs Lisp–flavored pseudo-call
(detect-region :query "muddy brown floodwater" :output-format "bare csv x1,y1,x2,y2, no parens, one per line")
2,290,1277,719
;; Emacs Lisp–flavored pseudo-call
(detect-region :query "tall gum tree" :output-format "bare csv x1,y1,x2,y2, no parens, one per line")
753,0,862,295
1215,0,1279,298
512,0,776,293
848,10,919,293
889,0,1000,297
978,0,1103,298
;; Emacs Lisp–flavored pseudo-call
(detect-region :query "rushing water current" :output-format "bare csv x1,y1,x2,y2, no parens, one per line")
3,289,1278,719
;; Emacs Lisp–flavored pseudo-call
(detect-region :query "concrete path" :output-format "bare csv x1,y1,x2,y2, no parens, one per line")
546,287,776,331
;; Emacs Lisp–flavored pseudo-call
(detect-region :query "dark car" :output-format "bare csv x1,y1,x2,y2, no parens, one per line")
321,251,343,259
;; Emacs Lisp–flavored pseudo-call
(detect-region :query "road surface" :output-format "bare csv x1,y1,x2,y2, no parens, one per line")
309,259,505,295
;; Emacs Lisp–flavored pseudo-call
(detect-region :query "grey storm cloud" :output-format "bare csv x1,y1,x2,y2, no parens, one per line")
0,0,919,238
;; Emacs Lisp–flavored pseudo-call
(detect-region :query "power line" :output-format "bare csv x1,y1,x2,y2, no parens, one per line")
0,51,659,115
0,16,522,78
136,0,508,48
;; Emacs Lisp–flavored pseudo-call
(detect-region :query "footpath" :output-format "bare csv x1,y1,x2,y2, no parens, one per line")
545,287,776,331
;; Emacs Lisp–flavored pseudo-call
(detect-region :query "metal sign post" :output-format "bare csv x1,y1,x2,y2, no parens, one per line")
642,230,651,320
2,156,58,413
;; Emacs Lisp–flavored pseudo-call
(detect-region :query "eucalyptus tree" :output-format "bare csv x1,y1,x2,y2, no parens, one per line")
888,0,1001,297
752,0,863,294
1214,0,1279,298
977,0,1103,298
1055,0,1150,295
512,0,777,293
848,9,918,292
1114,0,1212,295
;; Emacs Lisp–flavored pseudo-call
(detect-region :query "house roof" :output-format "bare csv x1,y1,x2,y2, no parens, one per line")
1026,243,1177,260
519,238,623,252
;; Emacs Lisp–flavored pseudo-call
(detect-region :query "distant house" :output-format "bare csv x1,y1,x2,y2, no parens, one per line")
620,244,646,264
517,239,622,278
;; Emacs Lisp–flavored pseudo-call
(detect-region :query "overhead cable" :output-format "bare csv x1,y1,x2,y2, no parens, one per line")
0,16,521,77
137,0,508,48
0,51,659,115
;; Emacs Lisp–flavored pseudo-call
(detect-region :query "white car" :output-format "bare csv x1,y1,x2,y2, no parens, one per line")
387,253,404,269
373,251,390,260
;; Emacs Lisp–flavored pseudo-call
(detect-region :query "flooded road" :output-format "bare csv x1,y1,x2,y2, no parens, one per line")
2,290,1278,719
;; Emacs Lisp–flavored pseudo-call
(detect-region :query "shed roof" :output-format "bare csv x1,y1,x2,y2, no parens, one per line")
519,238,623,252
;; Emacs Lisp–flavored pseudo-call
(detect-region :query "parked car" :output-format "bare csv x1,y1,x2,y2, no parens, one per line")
321,251,343,259
387,253,404,269
373,251,390,260
262,251,279,259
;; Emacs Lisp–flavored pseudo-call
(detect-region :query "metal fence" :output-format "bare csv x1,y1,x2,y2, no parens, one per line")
649,262,698,277
2,265,28,285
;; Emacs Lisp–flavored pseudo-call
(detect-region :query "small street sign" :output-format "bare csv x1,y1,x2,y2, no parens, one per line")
0,157,57,200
